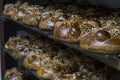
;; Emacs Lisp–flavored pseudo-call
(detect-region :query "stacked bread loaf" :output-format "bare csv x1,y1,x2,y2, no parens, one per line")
5,35,114,80
4,35,55,59
3,1,120,54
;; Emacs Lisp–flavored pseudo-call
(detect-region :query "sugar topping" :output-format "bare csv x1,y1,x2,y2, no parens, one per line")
109,28,120,39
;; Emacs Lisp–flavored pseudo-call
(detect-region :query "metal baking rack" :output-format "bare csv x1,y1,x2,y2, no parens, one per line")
2,15,120,70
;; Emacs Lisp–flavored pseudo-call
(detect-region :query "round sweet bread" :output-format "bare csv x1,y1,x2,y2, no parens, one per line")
39,15,56,30
23,43,60,70
22,14,40,26
4,68,24,80
79,18,120,54
5,36,31,58
12,44,31,59
3,1,24,20
4,36,26,50
12,9,26,21
21,4,42,25
23,52,43,70
54,19,81,42
38,5,68,30
3,3,18,18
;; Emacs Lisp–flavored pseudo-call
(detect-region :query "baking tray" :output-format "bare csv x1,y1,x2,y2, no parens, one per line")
2,15,120,70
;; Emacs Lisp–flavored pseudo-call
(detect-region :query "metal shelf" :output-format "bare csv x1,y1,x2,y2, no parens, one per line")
2,15,120,70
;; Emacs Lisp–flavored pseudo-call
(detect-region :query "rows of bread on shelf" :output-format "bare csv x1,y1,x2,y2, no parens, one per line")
3,1,120,54
4,35,115,80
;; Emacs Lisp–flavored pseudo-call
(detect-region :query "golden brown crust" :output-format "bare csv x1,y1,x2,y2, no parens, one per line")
4,36,31,58
22,14,40,26
80,32,120,54
3,1,23,20
4,36,25,50
36,50,107,80
13,10,26,20
4,68,24,80
39,16,55,30
54,20,81,42
79,18,120,54
24,53,42,70
3,4,18,18
38,9,66,30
